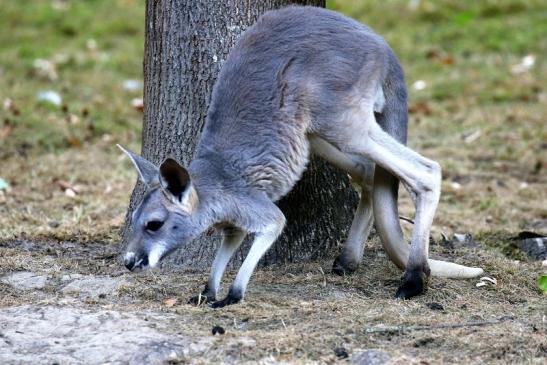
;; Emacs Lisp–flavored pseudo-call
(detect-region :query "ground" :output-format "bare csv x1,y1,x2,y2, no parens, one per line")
0,0,546,364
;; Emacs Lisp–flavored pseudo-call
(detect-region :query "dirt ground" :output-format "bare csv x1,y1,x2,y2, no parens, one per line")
1,230,545,364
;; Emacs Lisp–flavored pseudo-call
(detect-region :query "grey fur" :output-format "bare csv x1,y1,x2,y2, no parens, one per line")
121,6,483,307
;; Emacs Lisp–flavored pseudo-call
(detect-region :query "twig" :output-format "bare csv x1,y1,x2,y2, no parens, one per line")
364,316,514,335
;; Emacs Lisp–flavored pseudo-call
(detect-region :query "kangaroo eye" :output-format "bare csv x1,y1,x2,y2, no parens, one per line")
145,221,164,232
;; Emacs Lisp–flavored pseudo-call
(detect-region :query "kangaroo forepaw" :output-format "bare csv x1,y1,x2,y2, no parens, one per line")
188,285,216,305
188,293,214,305
332,255,359,276
209,291,242,309
395,268,428,300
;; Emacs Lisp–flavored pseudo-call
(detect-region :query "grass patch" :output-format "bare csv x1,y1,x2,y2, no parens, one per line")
0,0,145,154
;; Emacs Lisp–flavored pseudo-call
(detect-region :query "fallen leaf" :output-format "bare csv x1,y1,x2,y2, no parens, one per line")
123,80,141,92
67,114,80,125
0,178,9,191
3,98,13,111
64,188,77,198
511,54,535,74
412,80,427,91
0,121,13,139
86,38,97,51
163,298,178,307
440,55,455,65
37,90,62,107
131,98,144,112
3,98,20,115
408,101,432,115
33,58,58,80
463,130,481,144
426,49,439,60
66,137,82,148
476,276,497,288
57,180,81,194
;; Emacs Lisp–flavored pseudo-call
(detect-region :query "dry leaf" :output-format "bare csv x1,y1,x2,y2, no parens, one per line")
463,130,481,144
123,80,141,92
412,80,427,91
57,180,81,195
0,121,13,139
3,98,13,111
511,54,535,74
476,276,497,288
37,90,62,106
440,55,455,65
163,298,178,307
66,137,82,148
131,98,144,112
408,101,432,115
67,114,80,125
64,189,77,198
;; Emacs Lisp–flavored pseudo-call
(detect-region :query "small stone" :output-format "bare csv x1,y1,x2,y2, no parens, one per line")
426,302,444,311
518,237,547,260
61,276,126,297
334,347,349,359
36,90,62,107
451,233,477,248
212,325,225,335
48,221,60,228
1,271,48,290
122,79,141,92
351,349,391,365
412,80,427,91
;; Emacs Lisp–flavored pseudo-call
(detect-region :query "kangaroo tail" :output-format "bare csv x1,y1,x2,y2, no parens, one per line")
372,52,483,279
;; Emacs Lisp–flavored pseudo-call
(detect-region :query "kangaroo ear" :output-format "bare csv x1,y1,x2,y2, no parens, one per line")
159,158,190,198
158,158,197,210
117,144,159,187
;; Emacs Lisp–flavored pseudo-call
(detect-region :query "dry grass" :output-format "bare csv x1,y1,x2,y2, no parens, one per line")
0,235,545,363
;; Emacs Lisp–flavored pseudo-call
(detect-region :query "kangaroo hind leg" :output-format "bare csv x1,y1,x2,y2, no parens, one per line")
338,107,441,299
309,135,375,276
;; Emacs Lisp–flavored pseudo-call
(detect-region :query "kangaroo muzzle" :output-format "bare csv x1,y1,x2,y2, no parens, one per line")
124,251,149,271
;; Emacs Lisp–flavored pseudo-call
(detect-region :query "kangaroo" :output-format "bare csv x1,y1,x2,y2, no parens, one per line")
119,6,483,308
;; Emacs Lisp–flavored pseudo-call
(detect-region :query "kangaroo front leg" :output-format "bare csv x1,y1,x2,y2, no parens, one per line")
350,122,441,299
211,217,285,308
310,136,374,275
189,227,246,305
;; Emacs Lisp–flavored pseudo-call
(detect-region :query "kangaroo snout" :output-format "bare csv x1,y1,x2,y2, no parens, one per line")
123,251,149,271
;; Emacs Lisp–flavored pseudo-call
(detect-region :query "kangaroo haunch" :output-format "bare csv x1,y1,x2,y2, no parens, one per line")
120,6,484,308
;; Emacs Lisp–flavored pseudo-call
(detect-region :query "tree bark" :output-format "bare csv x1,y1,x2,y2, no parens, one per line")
123,0,358,269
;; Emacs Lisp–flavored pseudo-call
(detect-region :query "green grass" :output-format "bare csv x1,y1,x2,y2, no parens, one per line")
0,0,145,154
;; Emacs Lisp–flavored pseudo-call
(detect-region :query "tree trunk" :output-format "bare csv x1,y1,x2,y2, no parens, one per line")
123,0,358,269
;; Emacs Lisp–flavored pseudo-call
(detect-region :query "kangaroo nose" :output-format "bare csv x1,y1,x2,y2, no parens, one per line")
124,252,136,270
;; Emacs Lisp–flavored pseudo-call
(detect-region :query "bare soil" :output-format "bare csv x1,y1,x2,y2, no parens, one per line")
1,232,545,364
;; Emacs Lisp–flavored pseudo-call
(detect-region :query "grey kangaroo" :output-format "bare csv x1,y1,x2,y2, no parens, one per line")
119,6,483,308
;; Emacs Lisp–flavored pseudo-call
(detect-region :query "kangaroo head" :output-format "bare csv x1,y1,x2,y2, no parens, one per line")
118,145,203,271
